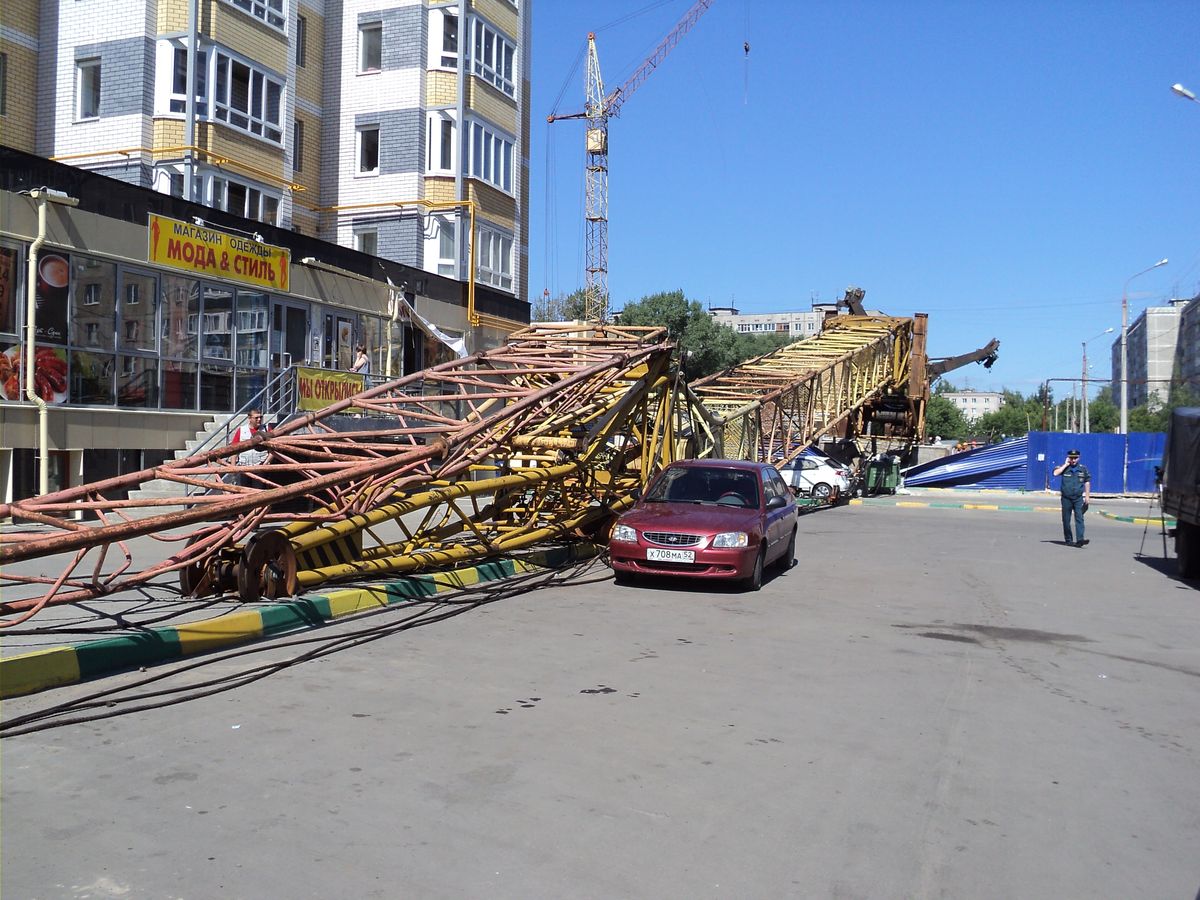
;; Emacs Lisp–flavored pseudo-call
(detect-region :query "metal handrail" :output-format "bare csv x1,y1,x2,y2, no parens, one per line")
182,367,300,494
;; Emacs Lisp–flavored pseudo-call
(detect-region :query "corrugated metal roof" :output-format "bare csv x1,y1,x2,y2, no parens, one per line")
902,437,1029,488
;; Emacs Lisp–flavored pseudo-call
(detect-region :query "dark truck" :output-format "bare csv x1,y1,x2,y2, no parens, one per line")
1162,407,1200,578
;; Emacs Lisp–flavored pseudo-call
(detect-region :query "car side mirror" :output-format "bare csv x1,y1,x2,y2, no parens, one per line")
632,486,642,500
766,494,787,510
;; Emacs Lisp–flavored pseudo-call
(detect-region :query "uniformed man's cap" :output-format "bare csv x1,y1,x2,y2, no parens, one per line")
1067,449,1080,456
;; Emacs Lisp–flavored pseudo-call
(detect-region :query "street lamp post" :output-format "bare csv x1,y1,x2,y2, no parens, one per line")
1082,327,1113,433
1172,83,1197,103
1120,259,1168,436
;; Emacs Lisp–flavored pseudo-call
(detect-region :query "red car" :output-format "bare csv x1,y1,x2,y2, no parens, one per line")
609,459,798,591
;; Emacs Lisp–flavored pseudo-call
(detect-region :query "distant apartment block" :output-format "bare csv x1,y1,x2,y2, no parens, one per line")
943,390,1003,422
1110,301,1186,409
708,305,825,339
1,0,530,301
1177,294,1200,399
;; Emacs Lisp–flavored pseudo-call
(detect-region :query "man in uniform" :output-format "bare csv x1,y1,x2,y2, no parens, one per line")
1053,448,1091,547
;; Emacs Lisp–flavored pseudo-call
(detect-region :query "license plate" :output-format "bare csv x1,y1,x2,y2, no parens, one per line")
646,547,695,563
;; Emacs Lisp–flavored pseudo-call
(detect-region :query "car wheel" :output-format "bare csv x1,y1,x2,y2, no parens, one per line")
774,528,796,571
811,482,833,500
745,548,765,592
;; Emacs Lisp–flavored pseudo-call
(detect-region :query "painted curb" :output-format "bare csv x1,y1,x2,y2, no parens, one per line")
1,543,599,700
1098,510,1176,527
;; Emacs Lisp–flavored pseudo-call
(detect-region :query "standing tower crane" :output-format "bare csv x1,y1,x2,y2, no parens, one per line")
548,1,716,323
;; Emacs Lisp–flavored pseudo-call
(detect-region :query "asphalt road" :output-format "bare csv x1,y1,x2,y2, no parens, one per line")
3,504,1198,899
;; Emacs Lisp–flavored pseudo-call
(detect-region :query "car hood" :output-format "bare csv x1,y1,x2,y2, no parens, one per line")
619,501,762,533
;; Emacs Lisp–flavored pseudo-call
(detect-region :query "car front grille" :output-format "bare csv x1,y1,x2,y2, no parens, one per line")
643,531,702,547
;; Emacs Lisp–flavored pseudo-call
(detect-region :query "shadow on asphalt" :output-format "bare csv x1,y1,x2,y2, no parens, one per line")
1133,553,1200,590
610,562,799,595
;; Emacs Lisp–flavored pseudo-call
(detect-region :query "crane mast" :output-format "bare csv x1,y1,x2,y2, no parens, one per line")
549,1,716,323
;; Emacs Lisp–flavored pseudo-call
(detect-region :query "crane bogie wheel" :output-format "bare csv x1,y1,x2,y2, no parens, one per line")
179,535,212,598
237,531,298,602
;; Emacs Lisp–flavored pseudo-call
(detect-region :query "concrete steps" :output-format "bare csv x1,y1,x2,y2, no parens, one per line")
126,414,237,501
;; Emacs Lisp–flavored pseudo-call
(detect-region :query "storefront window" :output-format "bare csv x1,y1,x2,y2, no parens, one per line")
119,269,158,353
70,350,115,405
202,286,234,360
161,359,198,410
161,275,199,360
236,291,269,368
236,366,267,408
363,316,383,373
118,355,158,408
199,362,233,410
72,256,117,351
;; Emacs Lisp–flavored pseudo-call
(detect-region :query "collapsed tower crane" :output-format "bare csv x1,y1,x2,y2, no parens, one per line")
547,1,716,323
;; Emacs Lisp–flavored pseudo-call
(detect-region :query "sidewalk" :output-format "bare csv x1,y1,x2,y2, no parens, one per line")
1,542,600,700
849,486,1171,525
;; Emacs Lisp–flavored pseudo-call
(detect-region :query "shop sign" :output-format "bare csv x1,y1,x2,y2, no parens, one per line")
296,366,365,412
147,213,291,291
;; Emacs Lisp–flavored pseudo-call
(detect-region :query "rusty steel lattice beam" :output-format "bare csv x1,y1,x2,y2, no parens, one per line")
0,324,685,623
689,315,918,465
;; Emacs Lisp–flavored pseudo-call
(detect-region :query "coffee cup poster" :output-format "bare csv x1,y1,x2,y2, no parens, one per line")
35,250,70,344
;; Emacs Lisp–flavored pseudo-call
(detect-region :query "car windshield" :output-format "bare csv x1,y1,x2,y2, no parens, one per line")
644,467,761,508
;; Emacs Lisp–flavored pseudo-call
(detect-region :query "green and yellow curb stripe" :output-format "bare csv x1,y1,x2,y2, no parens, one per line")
1,543,599,700
1098,510,1175,526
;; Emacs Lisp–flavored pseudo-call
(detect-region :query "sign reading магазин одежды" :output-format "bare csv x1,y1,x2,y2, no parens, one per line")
147,214,291,292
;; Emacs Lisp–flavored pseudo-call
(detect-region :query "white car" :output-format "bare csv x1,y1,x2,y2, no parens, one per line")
779,453,851,501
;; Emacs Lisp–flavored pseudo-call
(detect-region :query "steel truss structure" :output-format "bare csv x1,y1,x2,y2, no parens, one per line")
0,324,687,623
690,315,927,465
0,316,934,626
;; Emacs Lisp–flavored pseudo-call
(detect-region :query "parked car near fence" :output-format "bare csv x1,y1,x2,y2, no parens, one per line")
778,451,851,501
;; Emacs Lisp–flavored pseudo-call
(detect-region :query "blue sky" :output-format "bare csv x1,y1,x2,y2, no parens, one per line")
527,0,1200,397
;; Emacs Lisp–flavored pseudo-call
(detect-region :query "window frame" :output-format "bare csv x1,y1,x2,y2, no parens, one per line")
0,52,8,117
77,58,102,120
223,0,285,31
359,23,382,74
471,19,515,97
466,119,513,193
296,15,307,67
293,118,304,173
426,111,457,174
475,224,514,292
357,125,381,175
211,50,283,144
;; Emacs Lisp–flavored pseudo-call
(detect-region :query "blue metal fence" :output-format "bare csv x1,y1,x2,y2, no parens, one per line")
902,432,1166,493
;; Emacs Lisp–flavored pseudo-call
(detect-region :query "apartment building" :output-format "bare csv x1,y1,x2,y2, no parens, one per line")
707,305,825,339
942,390,1003,422
1110,301,1185,409
2,0,529,301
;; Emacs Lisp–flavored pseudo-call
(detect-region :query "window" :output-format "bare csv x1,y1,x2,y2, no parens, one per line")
476,225,513,291
472,20,515,96
360,24,382,73
226,0,284,30
212,52,282,143
0,53,8,117
293,118,304,173
210,174,281,224
427,112,456,173
358,126,380,174
467,120,513,192
169,171,185,197
296,16,307,67
356,231,378,256
169,47,208,114
427,9,460,69
77,59,102,119
437,218,456,276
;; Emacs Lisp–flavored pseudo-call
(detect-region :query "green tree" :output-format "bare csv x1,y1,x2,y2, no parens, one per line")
1088,386,1120,433
531,288,589,322
616,290,800,380
925,393,969,441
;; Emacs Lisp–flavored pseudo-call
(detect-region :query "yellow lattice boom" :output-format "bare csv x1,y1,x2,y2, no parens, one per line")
688,315,926,465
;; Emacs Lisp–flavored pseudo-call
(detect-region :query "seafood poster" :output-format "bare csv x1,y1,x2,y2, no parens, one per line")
35,250,70,345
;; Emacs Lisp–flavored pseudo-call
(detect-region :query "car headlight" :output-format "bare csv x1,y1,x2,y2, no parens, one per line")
712,531,748,548
611,524,638,543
